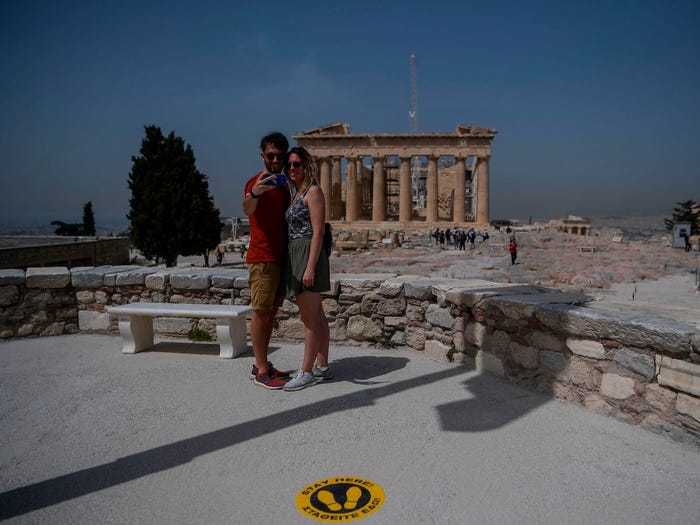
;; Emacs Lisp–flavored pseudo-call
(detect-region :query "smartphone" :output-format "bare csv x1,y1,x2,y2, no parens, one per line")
264,173,288,186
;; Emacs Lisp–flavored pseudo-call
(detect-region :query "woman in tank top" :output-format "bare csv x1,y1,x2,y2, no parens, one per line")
282,146,332,391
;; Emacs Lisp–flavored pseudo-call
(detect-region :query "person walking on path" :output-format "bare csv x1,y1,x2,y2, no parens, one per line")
509,239,518,265
243,132,293,389
282,147,332,391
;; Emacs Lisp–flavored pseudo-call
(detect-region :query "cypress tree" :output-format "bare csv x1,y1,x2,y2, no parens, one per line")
664,200,699,235
127,125,222,266
82,201,96,236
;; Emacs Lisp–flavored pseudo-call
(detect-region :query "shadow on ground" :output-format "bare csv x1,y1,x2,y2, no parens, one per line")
146,341,222,356
436,374,548,432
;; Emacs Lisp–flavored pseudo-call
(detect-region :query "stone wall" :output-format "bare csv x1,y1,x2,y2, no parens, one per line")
0,237,130,269
1,266,698,445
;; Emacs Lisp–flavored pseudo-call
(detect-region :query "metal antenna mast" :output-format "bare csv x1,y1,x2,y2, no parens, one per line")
409,53,422,206
409,53,417,132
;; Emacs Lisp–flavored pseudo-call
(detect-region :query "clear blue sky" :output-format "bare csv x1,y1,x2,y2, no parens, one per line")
1,0,699,227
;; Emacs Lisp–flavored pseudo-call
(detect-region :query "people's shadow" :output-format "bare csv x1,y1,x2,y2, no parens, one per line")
327,355,410,385
436,372,551,432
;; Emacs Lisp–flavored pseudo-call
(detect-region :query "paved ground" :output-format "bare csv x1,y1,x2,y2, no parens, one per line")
605,273,700,309
1,335,699,524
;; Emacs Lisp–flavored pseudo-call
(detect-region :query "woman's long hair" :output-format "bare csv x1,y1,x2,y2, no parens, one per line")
285,146,318,195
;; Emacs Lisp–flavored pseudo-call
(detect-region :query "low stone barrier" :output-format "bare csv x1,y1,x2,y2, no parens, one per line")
1,265,699,445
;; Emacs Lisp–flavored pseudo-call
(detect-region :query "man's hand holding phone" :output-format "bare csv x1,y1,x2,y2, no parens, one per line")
249,173,287,201
263,173,287,186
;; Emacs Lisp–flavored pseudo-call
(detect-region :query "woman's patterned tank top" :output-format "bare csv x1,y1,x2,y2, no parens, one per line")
285,187,314,240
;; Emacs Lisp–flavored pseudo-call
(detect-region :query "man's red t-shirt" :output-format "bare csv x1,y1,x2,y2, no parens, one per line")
245,172,290,263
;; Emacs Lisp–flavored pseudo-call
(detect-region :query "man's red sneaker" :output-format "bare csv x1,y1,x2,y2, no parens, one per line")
249,362,294,380
253,372,286,390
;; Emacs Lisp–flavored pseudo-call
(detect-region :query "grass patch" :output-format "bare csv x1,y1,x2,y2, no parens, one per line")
187,328,213,342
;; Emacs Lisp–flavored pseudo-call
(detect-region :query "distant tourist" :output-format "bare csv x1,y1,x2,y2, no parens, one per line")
215,247,224,265
468,227,476,248
683,232,692,252
283,146,332,392
458,230,467,250
509,239,518,265
481,229,490,243
243,131,293,390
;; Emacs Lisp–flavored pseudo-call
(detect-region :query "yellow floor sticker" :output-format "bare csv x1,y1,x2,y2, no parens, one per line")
296,476,385,522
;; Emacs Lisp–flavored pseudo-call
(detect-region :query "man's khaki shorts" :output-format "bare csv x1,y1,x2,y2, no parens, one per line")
248,262,284,311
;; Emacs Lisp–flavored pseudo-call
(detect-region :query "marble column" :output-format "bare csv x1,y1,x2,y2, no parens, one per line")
399,156,412,222
320,157,331,220
453,157,465,223
332,157,342,219
426,155,439,223
356,157,365,219
346,157,358,222
372,156,386,222
476,155,490,225
470,158,478,219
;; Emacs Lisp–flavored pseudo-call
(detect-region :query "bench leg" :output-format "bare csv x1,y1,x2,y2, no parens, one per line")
216,317,248,359
119,315,154,354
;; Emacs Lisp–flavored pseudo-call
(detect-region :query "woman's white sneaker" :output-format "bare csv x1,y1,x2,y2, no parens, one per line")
283,370,318,391
312,365,334,381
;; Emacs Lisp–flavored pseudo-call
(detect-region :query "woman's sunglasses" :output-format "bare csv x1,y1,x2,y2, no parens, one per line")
286,161,303,169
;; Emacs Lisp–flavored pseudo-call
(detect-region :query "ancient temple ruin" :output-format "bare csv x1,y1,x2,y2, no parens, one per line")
293,123,497,225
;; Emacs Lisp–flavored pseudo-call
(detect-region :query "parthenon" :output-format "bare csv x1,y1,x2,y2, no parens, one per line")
294,123,497,225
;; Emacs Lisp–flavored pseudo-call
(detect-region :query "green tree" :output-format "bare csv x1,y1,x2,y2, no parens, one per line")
664,200,699,235
50,220,83,236
82,201,96,236
127,125,222,267
51,200,95,236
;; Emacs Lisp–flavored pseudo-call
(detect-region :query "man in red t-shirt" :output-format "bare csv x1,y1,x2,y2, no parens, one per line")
509,240,518,265
243,132,292,389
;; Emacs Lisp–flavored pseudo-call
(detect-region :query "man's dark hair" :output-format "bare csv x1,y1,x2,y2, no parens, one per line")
260,131,289,152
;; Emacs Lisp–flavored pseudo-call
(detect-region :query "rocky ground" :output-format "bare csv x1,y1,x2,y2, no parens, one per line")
327,229,700,308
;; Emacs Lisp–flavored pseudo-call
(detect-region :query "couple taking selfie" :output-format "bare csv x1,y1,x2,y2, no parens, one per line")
242,132,332,391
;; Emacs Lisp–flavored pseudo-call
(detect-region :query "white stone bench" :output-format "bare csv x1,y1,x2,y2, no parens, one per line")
108,303,252,358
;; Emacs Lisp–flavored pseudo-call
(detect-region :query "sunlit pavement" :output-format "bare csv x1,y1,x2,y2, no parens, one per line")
1,334,699,524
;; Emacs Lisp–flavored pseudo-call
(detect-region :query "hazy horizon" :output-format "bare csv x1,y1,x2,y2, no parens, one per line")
0,212,674,235
2,1,698,227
